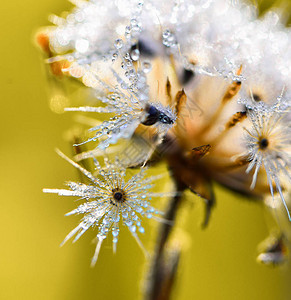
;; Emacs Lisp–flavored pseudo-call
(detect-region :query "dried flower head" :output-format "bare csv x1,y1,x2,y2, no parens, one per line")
37,0,291,284
43,150,168,266
65,52,177,150
239,95,291,220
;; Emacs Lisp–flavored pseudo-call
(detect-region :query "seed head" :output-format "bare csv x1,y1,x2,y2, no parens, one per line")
43,149,169,266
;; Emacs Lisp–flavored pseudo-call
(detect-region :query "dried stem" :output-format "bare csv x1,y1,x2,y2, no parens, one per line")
144,182,184,300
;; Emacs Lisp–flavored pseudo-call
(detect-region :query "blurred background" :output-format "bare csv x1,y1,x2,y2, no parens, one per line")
1,0,291,299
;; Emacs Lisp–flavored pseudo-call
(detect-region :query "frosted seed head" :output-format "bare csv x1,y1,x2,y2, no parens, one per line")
44,154,167,264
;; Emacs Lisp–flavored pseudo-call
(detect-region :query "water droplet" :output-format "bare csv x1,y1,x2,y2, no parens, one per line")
112,230,119,237
142,61,151,73
130,18,141,35
162,29,177,48
146,213,152,219
114,38,124,49
125,26,131,34
126,61,133,67
112,52,118,62
131,18,138,27
136,207,142,213
131,49,140,61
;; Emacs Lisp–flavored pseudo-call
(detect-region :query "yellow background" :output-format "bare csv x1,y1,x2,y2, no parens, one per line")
1,0,290,299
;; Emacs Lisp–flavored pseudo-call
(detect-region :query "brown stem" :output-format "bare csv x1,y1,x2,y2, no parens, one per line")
144,182,184,300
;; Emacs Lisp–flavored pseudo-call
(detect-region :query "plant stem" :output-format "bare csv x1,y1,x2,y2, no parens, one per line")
144,182,184,300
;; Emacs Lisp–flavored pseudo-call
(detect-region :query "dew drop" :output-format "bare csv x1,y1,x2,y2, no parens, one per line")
131,18,138,27
142,61,152,73
114,38,124,49
146,213,152,219
125,25,131,34
131,49,140,61
136,207,142,213
112,230,119,237
112,52,118,62
162,29,177,48
130,225,136,233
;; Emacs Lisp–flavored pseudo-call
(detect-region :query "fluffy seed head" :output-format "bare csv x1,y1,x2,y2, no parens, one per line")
43,150,169,266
